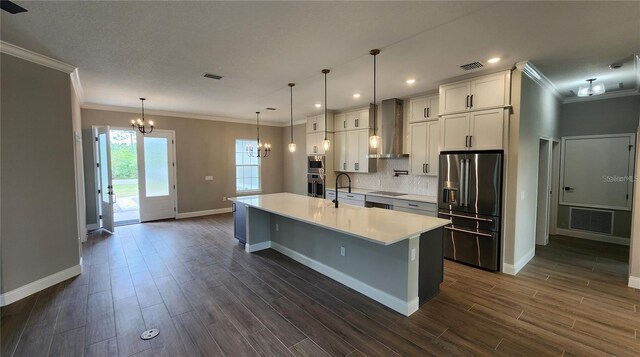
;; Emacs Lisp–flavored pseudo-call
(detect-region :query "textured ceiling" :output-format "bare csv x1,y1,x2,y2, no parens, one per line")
1,1,639,123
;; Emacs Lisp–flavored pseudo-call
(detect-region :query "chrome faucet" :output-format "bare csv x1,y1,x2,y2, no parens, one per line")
333,173,352,208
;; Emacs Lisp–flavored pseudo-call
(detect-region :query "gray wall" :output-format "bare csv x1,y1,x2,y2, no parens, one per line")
504,69,561,267
557,95,640,239
560,96,640,137
81,109,284,225
281,123,307,195
1,54,80,293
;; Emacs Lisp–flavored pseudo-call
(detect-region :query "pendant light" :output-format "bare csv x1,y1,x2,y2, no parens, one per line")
246,112,271,158
369,49,381,149
577,78,606,97
321,69,331,151
131,98,154,134
288,83,296,153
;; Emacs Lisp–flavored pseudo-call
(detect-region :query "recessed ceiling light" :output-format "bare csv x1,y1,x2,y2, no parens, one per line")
315,103,322,108
353,93,361,98
406,79,416,84
488,57,501,64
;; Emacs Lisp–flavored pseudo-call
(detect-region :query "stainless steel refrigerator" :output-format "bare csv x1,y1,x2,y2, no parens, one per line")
438,151,503,271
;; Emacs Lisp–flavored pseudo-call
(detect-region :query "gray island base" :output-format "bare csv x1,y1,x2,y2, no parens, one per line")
231,193,449,316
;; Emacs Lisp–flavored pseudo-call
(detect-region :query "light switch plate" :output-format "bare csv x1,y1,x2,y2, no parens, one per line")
411,248,416,261
340,246,346,257
205,176,213,181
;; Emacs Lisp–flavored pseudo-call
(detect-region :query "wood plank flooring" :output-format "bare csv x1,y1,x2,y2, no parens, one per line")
2,214,638,356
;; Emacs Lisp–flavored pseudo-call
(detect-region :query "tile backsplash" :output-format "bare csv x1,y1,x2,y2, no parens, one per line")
352,159,438,196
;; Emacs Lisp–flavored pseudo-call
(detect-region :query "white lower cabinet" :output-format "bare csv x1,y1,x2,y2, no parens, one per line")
409,120,439,175
440,108,504,151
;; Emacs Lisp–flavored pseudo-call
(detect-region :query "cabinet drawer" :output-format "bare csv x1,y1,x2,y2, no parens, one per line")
338,192,365,202
326,190,336,200
393,199,436,212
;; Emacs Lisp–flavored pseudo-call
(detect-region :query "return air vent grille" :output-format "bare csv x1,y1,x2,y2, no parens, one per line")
203,73,223,80
569,208,613,235
460,61,484,71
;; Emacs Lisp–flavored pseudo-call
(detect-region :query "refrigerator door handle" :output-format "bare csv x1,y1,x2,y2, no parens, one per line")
459,159,466,206
465,158,470,207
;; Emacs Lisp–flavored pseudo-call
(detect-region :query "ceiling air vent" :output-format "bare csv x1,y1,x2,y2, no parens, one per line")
266,107,277,111
460,61,484,71
203,73,223,80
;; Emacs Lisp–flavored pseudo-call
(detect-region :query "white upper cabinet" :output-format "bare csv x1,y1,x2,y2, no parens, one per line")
306,113,334,133
334,131,347,171
334,113,346,132
345,108,371,130
440,108,504,151
408,94,439,123
409,121,440,175
334,129,375,173
306,132,334,155
439,71,510,115
469,109,504,150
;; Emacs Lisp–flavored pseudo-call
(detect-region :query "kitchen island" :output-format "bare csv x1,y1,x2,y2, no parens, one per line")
230,193,450,316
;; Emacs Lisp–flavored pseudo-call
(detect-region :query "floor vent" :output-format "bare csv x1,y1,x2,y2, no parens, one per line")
569,207,613,235
460,61,484,71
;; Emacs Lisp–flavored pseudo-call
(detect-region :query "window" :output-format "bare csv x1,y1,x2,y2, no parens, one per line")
235,139,261,193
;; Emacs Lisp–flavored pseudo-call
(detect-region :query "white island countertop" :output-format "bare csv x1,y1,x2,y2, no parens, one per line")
231,193,450,246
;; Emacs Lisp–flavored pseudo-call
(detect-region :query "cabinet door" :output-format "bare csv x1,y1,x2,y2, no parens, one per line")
346,111,359,130
426,121,440,175
306,116,317,133
470,72,506,110
409,96,428,123
306,132,318,155
469,109,503,150
316,114,326,133
334,131,347,171
440,81,470,115
441,113,469,151
426,95,439,119
346,130,359,171
357,108,370,129
356,129,370,172
409,122,428,175
334,113,346,132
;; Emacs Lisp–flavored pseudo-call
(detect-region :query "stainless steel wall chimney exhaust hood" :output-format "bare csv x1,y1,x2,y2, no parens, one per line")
368,98,408,159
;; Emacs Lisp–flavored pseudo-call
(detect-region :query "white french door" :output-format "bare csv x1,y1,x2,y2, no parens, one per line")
137,130,176,222
96,126,115,232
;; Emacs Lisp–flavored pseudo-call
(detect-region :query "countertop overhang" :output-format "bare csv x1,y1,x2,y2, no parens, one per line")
230,193,450,246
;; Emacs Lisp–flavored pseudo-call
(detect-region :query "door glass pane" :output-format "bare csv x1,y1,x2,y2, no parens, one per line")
144,137,170,197
99,133,109,203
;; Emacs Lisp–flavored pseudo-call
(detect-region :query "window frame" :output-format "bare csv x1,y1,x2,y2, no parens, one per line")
235,139,262,194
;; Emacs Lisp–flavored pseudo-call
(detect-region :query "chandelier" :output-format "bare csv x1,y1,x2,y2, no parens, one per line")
131,98,154,134
246,111,271,158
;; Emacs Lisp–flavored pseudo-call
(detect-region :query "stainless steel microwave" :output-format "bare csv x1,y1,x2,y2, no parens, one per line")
307,155,325,174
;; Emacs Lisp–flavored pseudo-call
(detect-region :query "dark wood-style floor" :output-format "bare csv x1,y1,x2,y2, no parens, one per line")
2,214,638,356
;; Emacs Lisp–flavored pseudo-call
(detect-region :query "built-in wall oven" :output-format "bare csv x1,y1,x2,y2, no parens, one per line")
307,155,325,175
308,174,325,198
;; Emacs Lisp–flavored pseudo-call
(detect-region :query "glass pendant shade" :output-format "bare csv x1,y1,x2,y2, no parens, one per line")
288,142,296,152
322,139,330,151
369,134,381,149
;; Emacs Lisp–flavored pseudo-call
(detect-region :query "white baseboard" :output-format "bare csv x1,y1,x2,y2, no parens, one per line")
629,276,640,289
86,223,99,232
556,228,630,246
176,207,232,219
502,248,535,275
0,263,82,306
245,241,271,253
270,241,416,316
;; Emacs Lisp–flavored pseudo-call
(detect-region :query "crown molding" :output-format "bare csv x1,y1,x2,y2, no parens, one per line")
81,103,293,127
562,88,639,104
515,60,563,100
0,40,75,74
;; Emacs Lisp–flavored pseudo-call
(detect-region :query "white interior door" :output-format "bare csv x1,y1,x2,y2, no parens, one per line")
561,134,635,210
97,126,115,232
536,139,550,245
138,130,176,222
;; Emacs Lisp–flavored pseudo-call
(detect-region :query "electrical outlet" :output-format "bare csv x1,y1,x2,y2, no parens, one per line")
411,248,416,261
205,176,213,181
340,246,346,257
275,224,279,232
